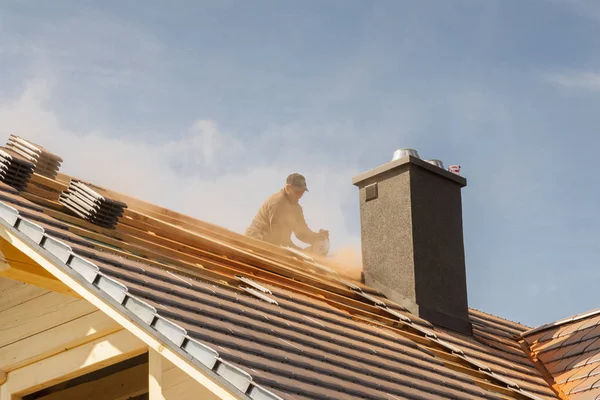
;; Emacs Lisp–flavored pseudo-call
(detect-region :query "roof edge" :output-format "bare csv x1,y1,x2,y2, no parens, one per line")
351,155,467,187
0,201,283,400
520,308,600,339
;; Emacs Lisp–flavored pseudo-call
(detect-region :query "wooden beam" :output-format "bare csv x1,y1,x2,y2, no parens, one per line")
47,209,412,329
38,205,424,333
28,172,348,282
0,310,122,372
0,384,8,400
19,192,64,213
518,339,569,400
0,276,19,293
0,277,48,313
55,172,71,185
28,174,67,193
115,211,377,310
26,171,365,296
23,183,60,201
40,205,391,322
0,267,76,296
0,290,95,348
0,237,76,296
150,350,220,400
19,178,383,318
37,362,148,400
0,226,253,400
5,329,146,398
149,349,165,400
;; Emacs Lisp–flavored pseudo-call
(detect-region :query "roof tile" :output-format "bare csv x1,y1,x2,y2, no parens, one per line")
570,387,600,400
556,362,600,384
582,324,600,342
570,376,600,395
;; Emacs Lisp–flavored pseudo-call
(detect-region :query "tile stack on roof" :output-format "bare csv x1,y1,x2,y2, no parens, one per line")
5,135,63,179
522,309,600,399
0,147,36,191
58,179,127,229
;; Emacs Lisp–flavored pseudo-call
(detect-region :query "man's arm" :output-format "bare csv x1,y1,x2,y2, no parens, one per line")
293,206,321,245
267,201,297,248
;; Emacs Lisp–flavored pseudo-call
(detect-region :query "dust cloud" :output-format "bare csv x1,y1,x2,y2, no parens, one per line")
0,79,366,269
325,245,364,281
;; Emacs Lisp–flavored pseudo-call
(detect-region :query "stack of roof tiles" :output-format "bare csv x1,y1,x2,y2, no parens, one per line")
0,147,36,191
58,179,127,229
5,135,63,179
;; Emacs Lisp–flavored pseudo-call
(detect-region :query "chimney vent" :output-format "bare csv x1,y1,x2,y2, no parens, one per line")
352,154,471,335
425,159,445,169
392,148,420,161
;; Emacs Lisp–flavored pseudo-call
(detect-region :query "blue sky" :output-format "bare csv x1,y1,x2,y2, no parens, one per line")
1,0,599,328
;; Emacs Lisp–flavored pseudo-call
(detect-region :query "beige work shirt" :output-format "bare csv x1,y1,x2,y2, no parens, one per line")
245,189,320,247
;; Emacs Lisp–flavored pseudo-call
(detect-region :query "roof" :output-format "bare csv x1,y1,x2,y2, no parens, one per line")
0,137,592,400
521,309,600,399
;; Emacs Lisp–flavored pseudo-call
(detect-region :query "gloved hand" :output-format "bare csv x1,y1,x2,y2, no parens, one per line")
318,229,329,238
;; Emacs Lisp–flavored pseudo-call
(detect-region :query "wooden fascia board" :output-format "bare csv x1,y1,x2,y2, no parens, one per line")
0,241,75,296
0,225,250,400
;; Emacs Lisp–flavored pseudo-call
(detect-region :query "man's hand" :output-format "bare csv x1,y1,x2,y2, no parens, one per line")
318,229,329,238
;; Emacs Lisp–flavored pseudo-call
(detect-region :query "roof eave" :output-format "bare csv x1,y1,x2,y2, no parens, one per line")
0,208,282,400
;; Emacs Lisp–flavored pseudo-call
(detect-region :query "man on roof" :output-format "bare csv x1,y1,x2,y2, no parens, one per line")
245,173,329,254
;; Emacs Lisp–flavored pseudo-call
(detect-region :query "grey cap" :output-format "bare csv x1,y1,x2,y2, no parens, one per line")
286,173,309,192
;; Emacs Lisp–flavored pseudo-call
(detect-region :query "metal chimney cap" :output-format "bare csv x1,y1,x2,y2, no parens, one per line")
425,159,445,169
392,148,420,161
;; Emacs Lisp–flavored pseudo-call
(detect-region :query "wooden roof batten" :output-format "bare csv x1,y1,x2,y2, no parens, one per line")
21,175,432,328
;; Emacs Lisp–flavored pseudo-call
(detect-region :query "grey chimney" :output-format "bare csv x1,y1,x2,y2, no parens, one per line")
352,153,471,335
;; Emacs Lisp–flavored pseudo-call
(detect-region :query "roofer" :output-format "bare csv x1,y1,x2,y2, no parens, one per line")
245,173,329,254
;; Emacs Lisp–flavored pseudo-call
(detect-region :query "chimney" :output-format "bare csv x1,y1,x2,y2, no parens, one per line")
352,150,472,335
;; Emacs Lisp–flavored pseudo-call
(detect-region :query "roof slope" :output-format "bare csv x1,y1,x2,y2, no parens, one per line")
0,165,564,400
521,309,600,399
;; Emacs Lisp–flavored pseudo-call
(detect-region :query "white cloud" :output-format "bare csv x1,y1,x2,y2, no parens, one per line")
0,5,366,269
0,78,362,260
542,70,600,91
164,119,245,171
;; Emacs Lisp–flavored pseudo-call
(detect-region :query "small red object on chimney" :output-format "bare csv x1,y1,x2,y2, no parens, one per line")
448,165,461,175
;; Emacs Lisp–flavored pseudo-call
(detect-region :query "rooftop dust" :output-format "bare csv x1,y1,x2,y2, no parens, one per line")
326,245,363,281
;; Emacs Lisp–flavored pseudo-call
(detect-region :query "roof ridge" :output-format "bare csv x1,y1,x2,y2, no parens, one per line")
521,308,600,339
469,308,533,331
